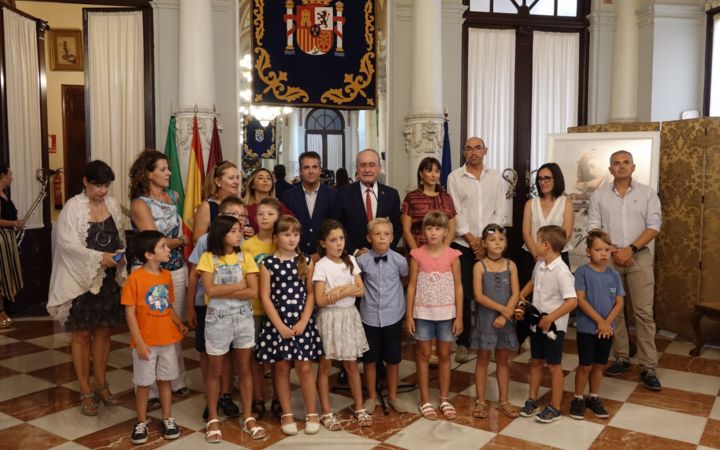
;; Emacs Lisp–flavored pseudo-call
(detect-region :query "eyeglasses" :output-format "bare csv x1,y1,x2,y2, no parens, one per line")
358,162,379,169
537,176,553,182
464,147,487,153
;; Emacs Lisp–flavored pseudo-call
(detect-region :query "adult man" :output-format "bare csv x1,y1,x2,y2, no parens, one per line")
447,137,506,363
282,151,337,258
588,150,662,391
331,149,401,255
273,164,294,200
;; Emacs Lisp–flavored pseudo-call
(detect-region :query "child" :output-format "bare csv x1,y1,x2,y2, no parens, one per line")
571,229,624,420
471,224,520,419
313,219,371,430
196,215,266,442
356,218,410,414
122,230,188,445
186,197,244,421
516,224,577,423
242,197,280,419
257,215,322,435
406,211,463,420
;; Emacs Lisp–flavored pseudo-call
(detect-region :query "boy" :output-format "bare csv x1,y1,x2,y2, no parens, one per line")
356,218,410,414
516,225,577,423
571,229,624,420
123,230,188,444
186,197,245,420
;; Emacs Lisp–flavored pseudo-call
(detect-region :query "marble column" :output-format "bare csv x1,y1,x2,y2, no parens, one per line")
403,0,444,192
608,0,638,122
587,5,615,125
176,0,217,177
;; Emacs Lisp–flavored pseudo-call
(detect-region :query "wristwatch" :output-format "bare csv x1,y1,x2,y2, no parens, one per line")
629,244,639,253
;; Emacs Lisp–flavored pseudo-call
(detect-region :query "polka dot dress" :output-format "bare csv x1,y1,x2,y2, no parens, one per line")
256,255,322,362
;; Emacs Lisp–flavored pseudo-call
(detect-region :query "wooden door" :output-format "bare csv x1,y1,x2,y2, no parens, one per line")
62,85,86,201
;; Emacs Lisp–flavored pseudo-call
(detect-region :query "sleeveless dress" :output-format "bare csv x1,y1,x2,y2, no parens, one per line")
137,194,184,271
524,195,572,253
470,259,519,350
256,255,322,362
64,216,125,331
0,195,22,301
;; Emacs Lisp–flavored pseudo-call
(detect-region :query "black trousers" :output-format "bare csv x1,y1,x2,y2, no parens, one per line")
451,242,476,348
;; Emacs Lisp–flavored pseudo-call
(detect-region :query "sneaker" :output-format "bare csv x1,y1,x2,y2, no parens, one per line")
519,398,539,417
130,420,149,445
270,398,282,420
173,387,190,397
605,359,630,377
147,398,161,411
569,397,585,420
218,393,240,417
202,405,209,421
585,396,609,418
161,417,180,440
455,345,469,363
535,405,561,423
640,368,662,391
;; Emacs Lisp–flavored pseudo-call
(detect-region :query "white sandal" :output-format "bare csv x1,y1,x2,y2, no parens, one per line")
280,413,297,436
243,416,267,440
205,419,222,444
305,413,320,435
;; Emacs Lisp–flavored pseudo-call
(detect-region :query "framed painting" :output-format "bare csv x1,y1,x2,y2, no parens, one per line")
546,131,661,269
49,29,83,71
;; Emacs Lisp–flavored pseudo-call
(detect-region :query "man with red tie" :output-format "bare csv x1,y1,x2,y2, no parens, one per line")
331,149,401,256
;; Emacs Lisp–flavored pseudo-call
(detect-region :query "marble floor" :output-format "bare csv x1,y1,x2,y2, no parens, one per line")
1,318,720,449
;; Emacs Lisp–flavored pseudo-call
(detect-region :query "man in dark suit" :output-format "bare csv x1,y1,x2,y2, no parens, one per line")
273,164,294,200
331,149,401,255
282,151,337,258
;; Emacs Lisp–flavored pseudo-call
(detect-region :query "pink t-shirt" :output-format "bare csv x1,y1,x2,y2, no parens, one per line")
410,246,462,321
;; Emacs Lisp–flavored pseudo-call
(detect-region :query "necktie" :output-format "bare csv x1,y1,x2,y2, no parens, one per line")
374,255,387,264
365,187,373,222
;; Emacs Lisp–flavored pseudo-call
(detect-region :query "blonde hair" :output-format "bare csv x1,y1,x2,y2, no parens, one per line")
273,215,308,279
422,210,449,229
366,217,392,233
205,161,238,199
242,168,275,205
537,225,567,253
586,229,612,249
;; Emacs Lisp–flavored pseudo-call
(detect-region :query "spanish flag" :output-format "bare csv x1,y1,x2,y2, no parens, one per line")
182,114,204,257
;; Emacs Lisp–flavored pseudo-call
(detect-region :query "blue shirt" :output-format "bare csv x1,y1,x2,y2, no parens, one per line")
356,249,408,327
189,234,208,307
574,264,625,334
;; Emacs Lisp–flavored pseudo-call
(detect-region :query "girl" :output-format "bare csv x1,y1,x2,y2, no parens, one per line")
406,211,462,420
241,197,280,419
196,215,265,443
471,223,520,419
257,215,322,435
313,219,371,430
242,168,293,233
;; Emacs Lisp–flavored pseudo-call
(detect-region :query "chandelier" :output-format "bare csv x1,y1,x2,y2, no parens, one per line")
239,54,292,126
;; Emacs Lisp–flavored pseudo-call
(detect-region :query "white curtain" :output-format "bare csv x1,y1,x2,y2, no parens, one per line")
531,31,579,170
3,9,42,229
326,134,343,171
87,11,144,208
710,14,720,116
466,28,515,172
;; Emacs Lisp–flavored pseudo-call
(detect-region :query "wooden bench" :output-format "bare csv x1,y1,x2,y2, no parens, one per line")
690,302,720,356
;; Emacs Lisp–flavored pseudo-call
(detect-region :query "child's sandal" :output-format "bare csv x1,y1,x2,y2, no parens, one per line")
242,416,267,440
439,400,457,419
497,401,519,418
280,413,297,436
205,419,222,443
472,399,488,419
419,402,438,420
305,413,320,435
354,409,373,427
320,412,342,431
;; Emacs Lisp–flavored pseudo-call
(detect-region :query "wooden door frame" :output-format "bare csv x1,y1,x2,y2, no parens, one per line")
61,84,84,198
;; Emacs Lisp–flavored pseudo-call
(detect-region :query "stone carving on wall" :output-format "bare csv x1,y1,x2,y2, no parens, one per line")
175,111,216,162
403,118,444,157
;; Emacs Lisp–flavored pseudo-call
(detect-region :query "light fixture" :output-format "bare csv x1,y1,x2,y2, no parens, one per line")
239,53,292,126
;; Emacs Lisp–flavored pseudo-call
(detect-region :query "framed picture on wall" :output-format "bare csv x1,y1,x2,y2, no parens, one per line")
49,29,83,71
546,131,661,270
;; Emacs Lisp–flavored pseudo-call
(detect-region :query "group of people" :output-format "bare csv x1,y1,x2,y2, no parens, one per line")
0,136,661,444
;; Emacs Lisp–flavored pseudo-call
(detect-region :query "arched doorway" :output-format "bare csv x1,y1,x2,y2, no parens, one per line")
305,108,346,172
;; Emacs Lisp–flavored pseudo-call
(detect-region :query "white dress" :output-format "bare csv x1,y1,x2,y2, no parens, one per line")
524,195,573,253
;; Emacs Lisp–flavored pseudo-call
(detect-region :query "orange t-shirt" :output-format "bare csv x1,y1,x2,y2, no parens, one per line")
121,267,182,348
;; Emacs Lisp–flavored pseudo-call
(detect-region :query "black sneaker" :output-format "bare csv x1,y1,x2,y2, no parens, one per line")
585,396,609,418
640,368,662,391
161,417,180,440
218,393,240,417
202,405,209,421
270,398,282,420
569,397,585,420
173,387,190,397
605,359,630,377
147,398,161,410
519,398,539,417
130,420,149,445
535,405,561,423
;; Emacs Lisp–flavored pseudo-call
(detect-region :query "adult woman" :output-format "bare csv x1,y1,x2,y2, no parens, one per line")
47,161,126,416
521,162,574,283
242,167,292,232
401,157,457,249
0,164,24,328
193,160,242,242
129,150,189,402
333,168,351,189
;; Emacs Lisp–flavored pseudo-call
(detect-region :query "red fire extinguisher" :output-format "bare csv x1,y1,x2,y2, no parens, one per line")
53,169,63,209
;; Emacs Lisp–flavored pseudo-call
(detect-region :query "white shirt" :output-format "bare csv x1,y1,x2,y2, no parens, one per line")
587,179,662,248
312,255,361,309
360,182,378,218
447,165,507,247
524,195,572,253
303,183,320,217
532,256,576,332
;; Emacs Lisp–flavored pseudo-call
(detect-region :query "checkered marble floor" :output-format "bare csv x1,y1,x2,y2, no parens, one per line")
1,319,720,449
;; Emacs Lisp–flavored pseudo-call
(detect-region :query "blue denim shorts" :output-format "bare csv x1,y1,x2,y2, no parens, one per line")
414,318,455,342
204,302,255,356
